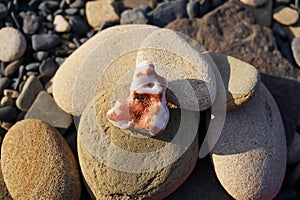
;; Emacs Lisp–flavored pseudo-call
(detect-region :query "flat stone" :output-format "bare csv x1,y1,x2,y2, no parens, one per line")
292,37,300,67
39,58,58,78
0,106,18,122
1,119,81,199
273,6,299,26
240,0,268,7
16,76,43,112
0,160,12,200
208,52,261,110
148,0,188,27
0,27,27,62
25,91,72,131
78,89,199,199
32,34,61,51
120,9,148,24
211,84,286,199
25,62,40,71
53,15,71,33
86,0,120,29
20,11,41,34
4,59,22,77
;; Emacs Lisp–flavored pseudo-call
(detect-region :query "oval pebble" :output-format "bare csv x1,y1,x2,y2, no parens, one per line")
208,52,260,110
0,27,27,62
273,6,299,26
0,106,17,122
1,119,81,199
78,90,199,199
211,84,286,199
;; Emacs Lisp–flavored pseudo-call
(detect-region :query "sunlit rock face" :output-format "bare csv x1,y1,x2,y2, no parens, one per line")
107,60,169,136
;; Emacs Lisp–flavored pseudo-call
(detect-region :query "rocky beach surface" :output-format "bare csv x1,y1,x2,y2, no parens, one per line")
0,0,299,199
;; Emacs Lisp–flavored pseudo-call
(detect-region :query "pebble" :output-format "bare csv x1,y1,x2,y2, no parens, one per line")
0,97,14,107
25,62,40,71
273,6,299,26
78,90,199,199
211,84,286,199
33,51,49,61
148,0,188,27
32,34,61,51
4,59,22,77
0,77,11,96
240,0,268,7
16,76,43,112
39,58,58,78
0,106,18,122
0,27,27,62
69,0,85,8
186,1,200,19
120,9,148,24
292,37,300,67
85,0,120,29
38,1,60,14
69,16,89,35
25,91,72,132
250,0,273,27
1,119,81,199
3,89,19,99
53,15,71,33
0,3,8,20
53,24,159,115
209,53,261,110
64,8,78,15
19,11,41,34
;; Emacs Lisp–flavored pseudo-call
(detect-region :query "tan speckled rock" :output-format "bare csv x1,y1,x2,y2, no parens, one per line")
0,27,27,62
53,25,159,116
86,0,120,29
1,119,81,200
211,84,286,200
208,52,260,110
0,161,12,200
273,6,299,26
78,88,199,199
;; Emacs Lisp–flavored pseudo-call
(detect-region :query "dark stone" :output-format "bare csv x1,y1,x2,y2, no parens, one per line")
28,0,42,9
4,59,22,77
70,0,84,8
166,0,300,144
187,1,200,19
64,8,78,15
133,5,152,14
20,11,42,34
39,58,58,78
69,16,89,35
0,77,11,96
32,34,61,51
148,0,188,27
0,106,18,122
0,3,8,19
26,71,39,76
25,91,72,132
25,62,40,71
120,9,148,24
38,1,60,14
